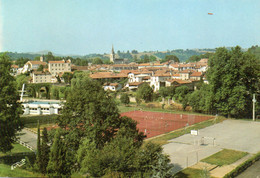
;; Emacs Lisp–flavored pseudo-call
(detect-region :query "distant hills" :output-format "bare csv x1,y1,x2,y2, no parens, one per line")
1,47,253,62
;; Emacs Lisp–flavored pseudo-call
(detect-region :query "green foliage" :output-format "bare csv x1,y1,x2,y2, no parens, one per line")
0,163,41,177
15,57,30,67
174,85,190,109
36,65,44,71
41,128,50,175
71,57,88,66
154,49,205,62
136,83,153,102
16,74,30,90
189,84,213,113
206,46,259,117
0,53,23,153
47,129,70,177
51,86,60,100
78,138,172,177
186,52,214,62
35,121,42,171
91,57,103,64
163,55,180,63
138,54,157,63
120,93,130,106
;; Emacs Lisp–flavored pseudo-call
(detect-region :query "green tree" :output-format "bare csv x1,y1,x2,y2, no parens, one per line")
51,87,59,100
136,83,153,102
92,57,103,64
0,53,23,152
41,127,50,175
174,85,189,103
207,46,259,117
120,93,130,106
37,64,44,71
16,74,30,90
158,87,168,103
35,121,42,171
165,55,180,63
62,72,73,84
46,52,55,62
15,57,29,67
47,129,70,177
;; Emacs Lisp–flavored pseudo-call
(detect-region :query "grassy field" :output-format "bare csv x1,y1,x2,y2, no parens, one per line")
0,164,42,177
174,168,211,178
147,117,226,145
201,149,248,166
0,144,32,157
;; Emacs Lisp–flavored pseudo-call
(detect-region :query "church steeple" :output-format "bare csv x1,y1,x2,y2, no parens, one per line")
110,45,115,63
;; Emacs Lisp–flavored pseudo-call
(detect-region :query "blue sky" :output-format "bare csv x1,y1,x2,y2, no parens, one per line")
1,0,260,55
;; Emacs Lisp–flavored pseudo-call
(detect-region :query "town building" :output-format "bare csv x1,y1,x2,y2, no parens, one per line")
48,59,71,76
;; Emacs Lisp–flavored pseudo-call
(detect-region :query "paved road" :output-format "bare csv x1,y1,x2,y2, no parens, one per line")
163,120,260,174
236,160,260,178
17,129,37,150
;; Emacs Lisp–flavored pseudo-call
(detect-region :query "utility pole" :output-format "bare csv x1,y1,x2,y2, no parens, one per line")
253,94,256,121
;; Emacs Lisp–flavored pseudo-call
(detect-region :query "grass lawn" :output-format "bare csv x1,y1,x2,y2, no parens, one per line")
174,168,211,178
147,117,226,145
0,164,42,177
0,144,32,157
201,149,248,166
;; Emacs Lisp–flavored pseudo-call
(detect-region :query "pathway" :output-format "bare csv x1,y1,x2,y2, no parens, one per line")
17,128,37,150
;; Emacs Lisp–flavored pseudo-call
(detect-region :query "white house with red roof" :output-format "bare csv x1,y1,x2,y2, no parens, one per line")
22,61,47,73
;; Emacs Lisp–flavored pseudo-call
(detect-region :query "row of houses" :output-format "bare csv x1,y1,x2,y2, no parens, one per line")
89,67,205,92
11,58,208,92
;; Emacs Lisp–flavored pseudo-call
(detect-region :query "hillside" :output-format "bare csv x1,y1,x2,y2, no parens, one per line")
1,48,217,62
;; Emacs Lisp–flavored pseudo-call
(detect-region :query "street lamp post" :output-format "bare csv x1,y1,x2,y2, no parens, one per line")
253,94,256,121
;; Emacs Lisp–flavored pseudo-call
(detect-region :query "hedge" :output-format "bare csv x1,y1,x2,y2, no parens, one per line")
224,151,260,178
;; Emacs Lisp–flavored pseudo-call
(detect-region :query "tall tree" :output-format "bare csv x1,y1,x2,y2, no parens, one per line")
41,127,50,175
54,76,145,175
207,46,259,117
47,129,69,177
0,53,23,152
62,72,73,84
35,121,42,171
136,83,153,102
120,93,130,106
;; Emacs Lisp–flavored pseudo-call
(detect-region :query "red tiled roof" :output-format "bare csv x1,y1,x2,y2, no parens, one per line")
90,72,127,79
28,61,47,65
11,65,19,68
166,79,192,84
49,60,71,64
179,69,195,73
128,82,144,86
190,72,203,77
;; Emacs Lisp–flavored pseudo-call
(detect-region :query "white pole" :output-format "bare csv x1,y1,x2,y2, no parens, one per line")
253,94,256,121
20,83,25,102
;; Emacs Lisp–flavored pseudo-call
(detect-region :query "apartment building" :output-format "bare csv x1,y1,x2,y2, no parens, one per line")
48,59,71,76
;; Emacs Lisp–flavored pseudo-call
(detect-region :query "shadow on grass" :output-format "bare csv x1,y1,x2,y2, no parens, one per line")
0,152,36,165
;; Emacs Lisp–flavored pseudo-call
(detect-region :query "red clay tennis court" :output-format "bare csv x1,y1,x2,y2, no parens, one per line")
121,111,214,138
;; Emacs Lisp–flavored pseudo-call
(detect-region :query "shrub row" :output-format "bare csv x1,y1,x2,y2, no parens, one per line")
224,151,260,178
